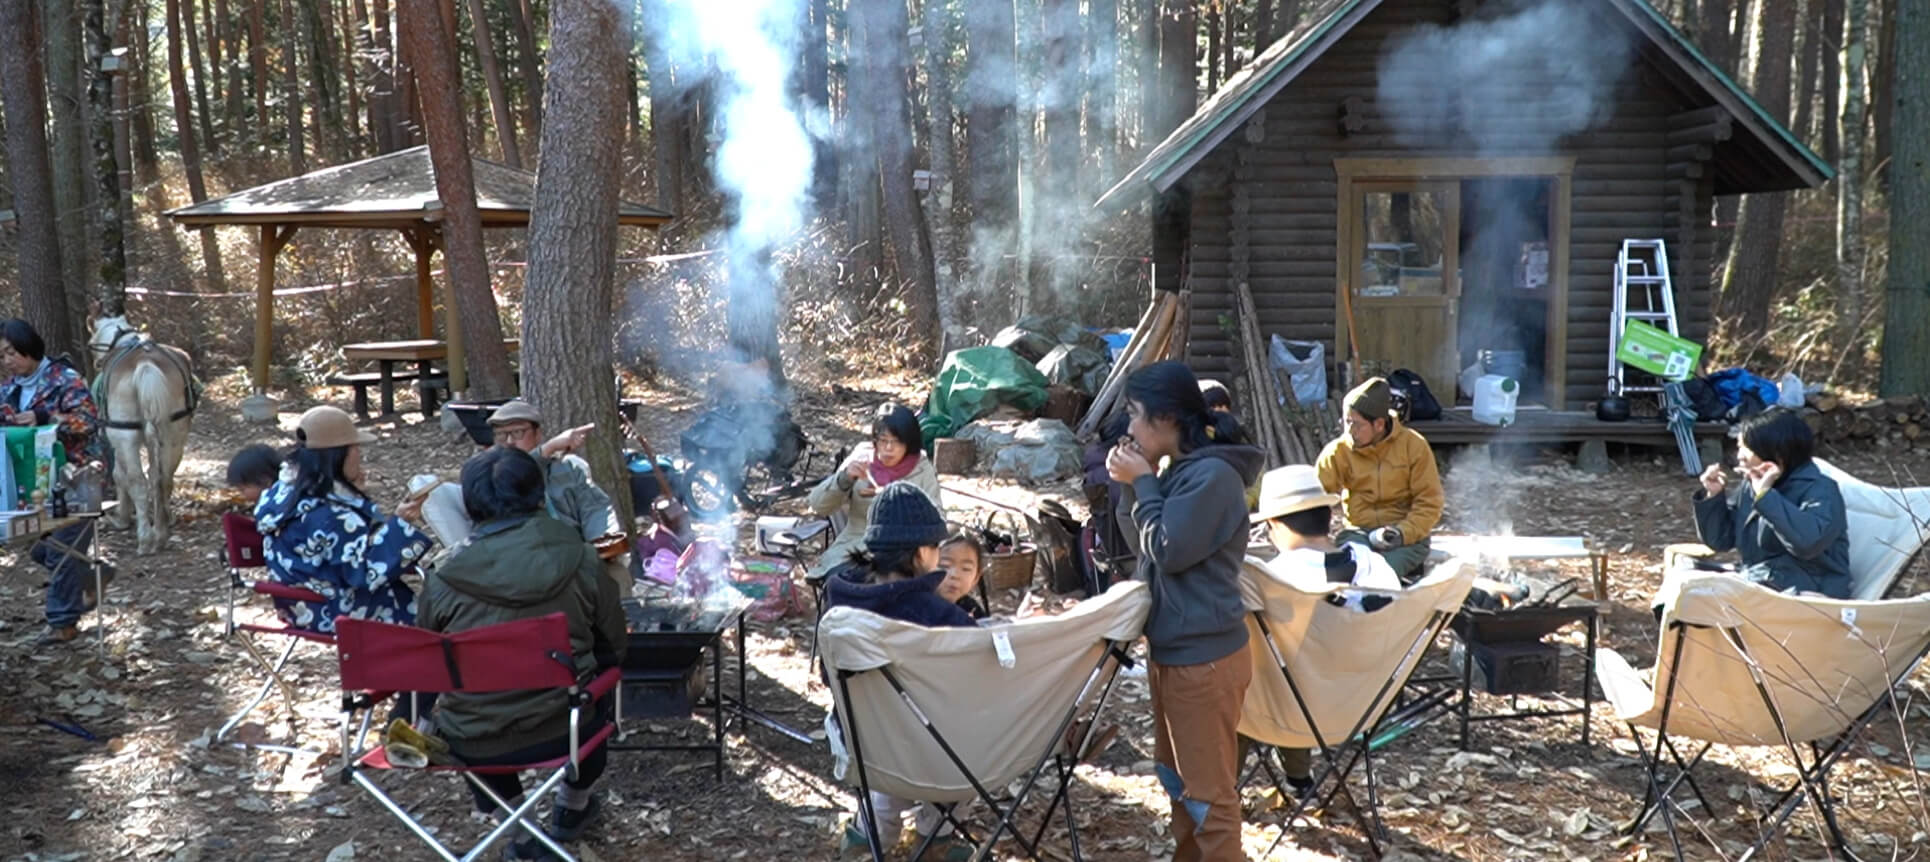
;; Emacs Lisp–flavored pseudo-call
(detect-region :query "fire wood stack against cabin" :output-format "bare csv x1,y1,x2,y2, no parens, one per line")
1804,393,1928,450
1075,289,1191,436
1232,282,1340,466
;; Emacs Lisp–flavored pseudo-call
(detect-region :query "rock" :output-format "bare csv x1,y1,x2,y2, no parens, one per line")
1576,440,1611,474
239,394,279,424
325,841,355,862
960,418,1082,483
183,651,221,666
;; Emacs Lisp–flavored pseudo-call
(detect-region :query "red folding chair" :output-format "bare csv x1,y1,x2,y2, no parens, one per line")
218,511,335,744
334,614,621,862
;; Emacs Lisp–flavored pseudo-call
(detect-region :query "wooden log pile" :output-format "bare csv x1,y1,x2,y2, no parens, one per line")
1803,394,1928,450
1075,290,1190,437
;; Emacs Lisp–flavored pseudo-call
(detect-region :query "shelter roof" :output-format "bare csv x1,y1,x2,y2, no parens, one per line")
167,146,674,229
1095,0,1831,210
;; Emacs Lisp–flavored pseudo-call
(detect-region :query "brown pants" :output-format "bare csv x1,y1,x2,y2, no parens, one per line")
1151,651,1254,862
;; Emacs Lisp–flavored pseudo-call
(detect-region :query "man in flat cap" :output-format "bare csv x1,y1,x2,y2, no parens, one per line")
1315,377,1444,582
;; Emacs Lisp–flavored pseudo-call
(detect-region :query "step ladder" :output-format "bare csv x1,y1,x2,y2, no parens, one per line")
1608,238,1680,394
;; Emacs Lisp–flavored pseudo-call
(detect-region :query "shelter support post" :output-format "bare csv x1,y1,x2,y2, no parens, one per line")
400,228,436,339
252,225,297,393
433,232,467,394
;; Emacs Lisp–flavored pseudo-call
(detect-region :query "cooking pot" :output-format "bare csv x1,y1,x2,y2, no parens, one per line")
1597,380,1631,422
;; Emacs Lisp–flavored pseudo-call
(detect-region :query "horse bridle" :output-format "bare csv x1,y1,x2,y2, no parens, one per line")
90,325,140,358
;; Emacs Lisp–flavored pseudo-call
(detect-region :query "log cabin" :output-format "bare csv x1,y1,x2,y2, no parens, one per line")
1096,0,1829,444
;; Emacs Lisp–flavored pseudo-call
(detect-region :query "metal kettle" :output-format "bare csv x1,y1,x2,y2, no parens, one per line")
1597,379,1632,422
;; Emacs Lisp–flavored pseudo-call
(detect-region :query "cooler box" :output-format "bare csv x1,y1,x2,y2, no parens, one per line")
4,426,67,501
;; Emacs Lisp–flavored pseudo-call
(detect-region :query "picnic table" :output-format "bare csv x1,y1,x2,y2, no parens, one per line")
337,339,520,418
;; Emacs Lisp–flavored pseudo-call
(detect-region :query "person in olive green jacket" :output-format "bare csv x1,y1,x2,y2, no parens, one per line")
419,446,626,856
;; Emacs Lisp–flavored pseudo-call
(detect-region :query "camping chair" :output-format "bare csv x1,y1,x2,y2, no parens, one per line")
217,511,335,743
333,613,621,862
820,581,1150,862
1237,557,1476,858
1596,575,1930,860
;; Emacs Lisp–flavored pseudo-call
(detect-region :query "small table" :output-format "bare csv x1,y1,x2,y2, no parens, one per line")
340,339,521,417
5,503,119,650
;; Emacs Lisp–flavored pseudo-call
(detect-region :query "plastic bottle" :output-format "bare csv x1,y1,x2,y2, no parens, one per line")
1472,375,1519,426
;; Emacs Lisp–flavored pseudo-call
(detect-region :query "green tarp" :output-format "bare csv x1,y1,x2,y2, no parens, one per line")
923,347,1050,440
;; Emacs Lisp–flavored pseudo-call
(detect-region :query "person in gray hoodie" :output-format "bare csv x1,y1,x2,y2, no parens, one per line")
1105,361,1265,862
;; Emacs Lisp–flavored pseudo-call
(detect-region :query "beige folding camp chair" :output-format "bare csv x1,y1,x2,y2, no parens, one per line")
1237,557,1476,857
1597,574,1930,860
820,581,1149,862
1816,458,1930,600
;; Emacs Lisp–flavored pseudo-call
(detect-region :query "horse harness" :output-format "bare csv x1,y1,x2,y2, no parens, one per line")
93,327,200,431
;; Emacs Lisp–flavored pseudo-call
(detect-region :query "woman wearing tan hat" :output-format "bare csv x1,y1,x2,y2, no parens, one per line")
254,405,432,634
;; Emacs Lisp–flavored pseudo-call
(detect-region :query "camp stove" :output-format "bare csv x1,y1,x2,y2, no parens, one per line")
618,595,748,719
1450,573,1592,695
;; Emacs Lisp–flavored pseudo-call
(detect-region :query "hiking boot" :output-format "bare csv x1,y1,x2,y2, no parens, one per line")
837,820,875,860
36,625,81,646
500,837,562,861
80,563,119,612
549,796,601,842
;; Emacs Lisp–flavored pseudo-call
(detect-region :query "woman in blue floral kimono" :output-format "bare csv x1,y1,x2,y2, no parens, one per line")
255,405,431,634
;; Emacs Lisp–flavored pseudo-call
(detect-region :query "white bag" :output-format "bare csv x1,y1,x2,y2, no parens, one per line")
1269,336,1328,408
1778,373,1805,409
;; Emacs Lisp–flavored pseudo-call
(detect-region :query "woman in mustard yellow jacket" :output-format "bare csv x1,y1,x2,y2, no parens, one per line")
1316,377,1445,582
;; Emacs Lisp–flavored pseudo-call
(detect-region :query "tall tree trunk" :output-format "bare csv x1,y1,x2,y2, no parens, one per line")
464,0,520,166
1821,0,1843,162
341,0,362,150
368,0,398,151
1791,0,1819,146
279,0,307,171
963,0,1016,227
0,0,78,357
45,0,93,321
111,0,136,262
168,0,227,284
181,0,218,151
509,0,543,140
923,0,962,345
83,0,127,315
1878,0,1928,395
1719,0,1797,339
1698,0,1735,71
1835,0,1871,350
1136,0,1159,149
130,0,159,177
1253,0,1274,51
1155,0,1197,139
393,0,421,144
642,20,684,214
524,0,634,556
250,0,268,128
800,0,831,208
1872,0,1896,189
1206,0,1223,92
222,0,246,124
396,0,515,398
851,0,938,360
1086,0,1116,186
208,0,225,109
302,0,345,160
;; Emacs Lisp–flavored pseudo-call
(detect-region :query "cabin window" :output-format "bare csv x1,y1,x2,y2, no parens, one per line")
1358,189,1451,298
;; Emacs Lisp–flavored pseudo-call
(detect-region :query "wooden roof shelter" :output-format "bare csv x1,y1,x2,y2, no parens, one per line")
167,145,673,394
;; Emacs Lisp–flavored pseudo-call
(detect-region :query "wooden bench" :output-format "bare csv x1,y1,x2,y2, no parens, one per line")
327,370,421,418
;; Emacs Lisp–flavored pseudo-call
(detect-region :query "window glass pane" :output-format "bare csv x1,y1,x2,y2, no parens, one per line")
1358,189,1446,297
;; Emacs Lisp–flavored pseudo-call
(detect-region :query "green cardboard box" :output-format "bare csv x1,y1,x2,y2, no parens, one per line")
4,425,68,500
1616,321,1703,382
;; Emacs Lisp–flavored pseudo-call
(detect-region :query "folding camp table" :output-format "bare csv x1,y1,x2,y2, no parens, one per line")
5,502,118,650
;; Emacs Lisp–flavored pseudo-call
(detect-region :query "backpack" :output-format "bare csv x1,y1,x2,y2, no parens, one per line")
1678,377,1729,422
1387,368,1443,421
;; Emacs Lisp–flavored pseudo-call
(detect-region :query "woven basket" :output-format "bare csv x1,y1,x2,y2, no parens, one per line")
933,438,977,475
980,509,1038,591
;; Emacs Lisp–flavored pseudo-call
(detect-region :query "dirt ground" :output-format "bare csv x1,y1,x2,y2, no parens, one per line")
5,374,1930,862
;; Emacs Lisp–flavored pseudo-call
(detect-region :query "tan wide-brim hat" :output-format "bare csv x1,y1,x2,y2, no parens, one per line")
297,405,377,449
487,399,543,428
1251,464,1341,523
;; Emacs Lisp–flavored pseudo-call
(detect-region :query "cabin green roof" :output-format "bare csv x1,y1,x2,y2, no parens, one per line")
1095,0,1831,210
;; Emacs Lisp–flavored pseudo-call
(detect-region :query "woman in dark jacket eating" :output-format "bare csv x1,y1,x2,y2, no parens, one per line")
1105,361,1264,862
1693,408,1852,598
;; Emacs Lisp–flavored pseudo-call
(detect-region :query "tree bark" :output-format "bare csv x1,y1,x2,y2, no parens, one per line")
367,0,397,151
342,0,363,150
1253,0,1274,52
302,0,345,160
1718,0,1796,339
1791,0,1820,146
84,0,127,316
279,0,307,171
1136,0,1159,148
801,0,832,207
169,0,228,285
45,0,93,321
1086,0,1116,185
963,0,1016,227
1878,0,1928,395
641,6,683,213
1836,0,1870,347
851,0,938,361
1155,0,1197,140
1698,0,1735,71
1206,0,1223,92
1042,0,1079,194
222,0,246,124
130,0,159,175
1821,0,1843,162
923,0,962,347
208,0,225,109
465,0,520,166
250,0,268,128
1872,0,1896,189
181,0,218,151
396,0,516,398
523,0,634,551
0,0,78,357
509,0,542,141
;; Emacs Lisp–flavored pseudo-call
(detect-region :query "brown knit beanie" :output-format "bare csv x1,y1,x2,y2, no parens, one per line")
1344,377,1394,420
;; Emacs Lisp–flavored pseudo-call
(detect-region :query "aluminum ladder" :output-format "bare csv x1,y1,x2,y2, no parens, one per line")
1608,238,1681,394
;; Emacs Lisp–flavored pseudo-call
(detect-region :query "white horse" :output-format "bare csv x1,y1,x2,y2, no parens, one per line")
88,315,198,555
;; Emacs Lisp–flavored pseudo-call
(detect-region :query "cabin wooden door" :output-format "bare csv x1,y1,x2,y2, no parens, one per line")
1343,181,1461,394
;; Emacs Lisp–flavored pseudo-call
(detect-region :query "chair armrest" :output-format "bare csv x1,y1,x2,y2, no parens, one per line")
252,580,329,604
580,667,622,703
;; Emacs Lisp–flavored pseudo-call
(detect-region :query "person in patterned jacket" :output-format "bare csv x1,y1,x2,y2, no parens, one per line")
2,318,112,645
254,405,431,634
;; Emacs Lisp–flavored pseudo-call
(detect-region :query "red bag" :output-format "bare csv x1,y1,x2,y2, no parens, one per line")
730,554,804,622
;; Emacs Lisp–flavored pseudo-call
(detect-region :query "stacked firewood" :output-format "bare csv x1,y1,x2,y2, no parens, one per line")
1075,290,1191,437
1233,283,1338,465
1804,394,1928,450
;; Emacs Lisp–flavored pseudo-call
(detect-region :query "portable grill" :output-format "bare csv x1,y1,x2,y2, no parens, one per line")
618,596,747,719
1450,574,1589,695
